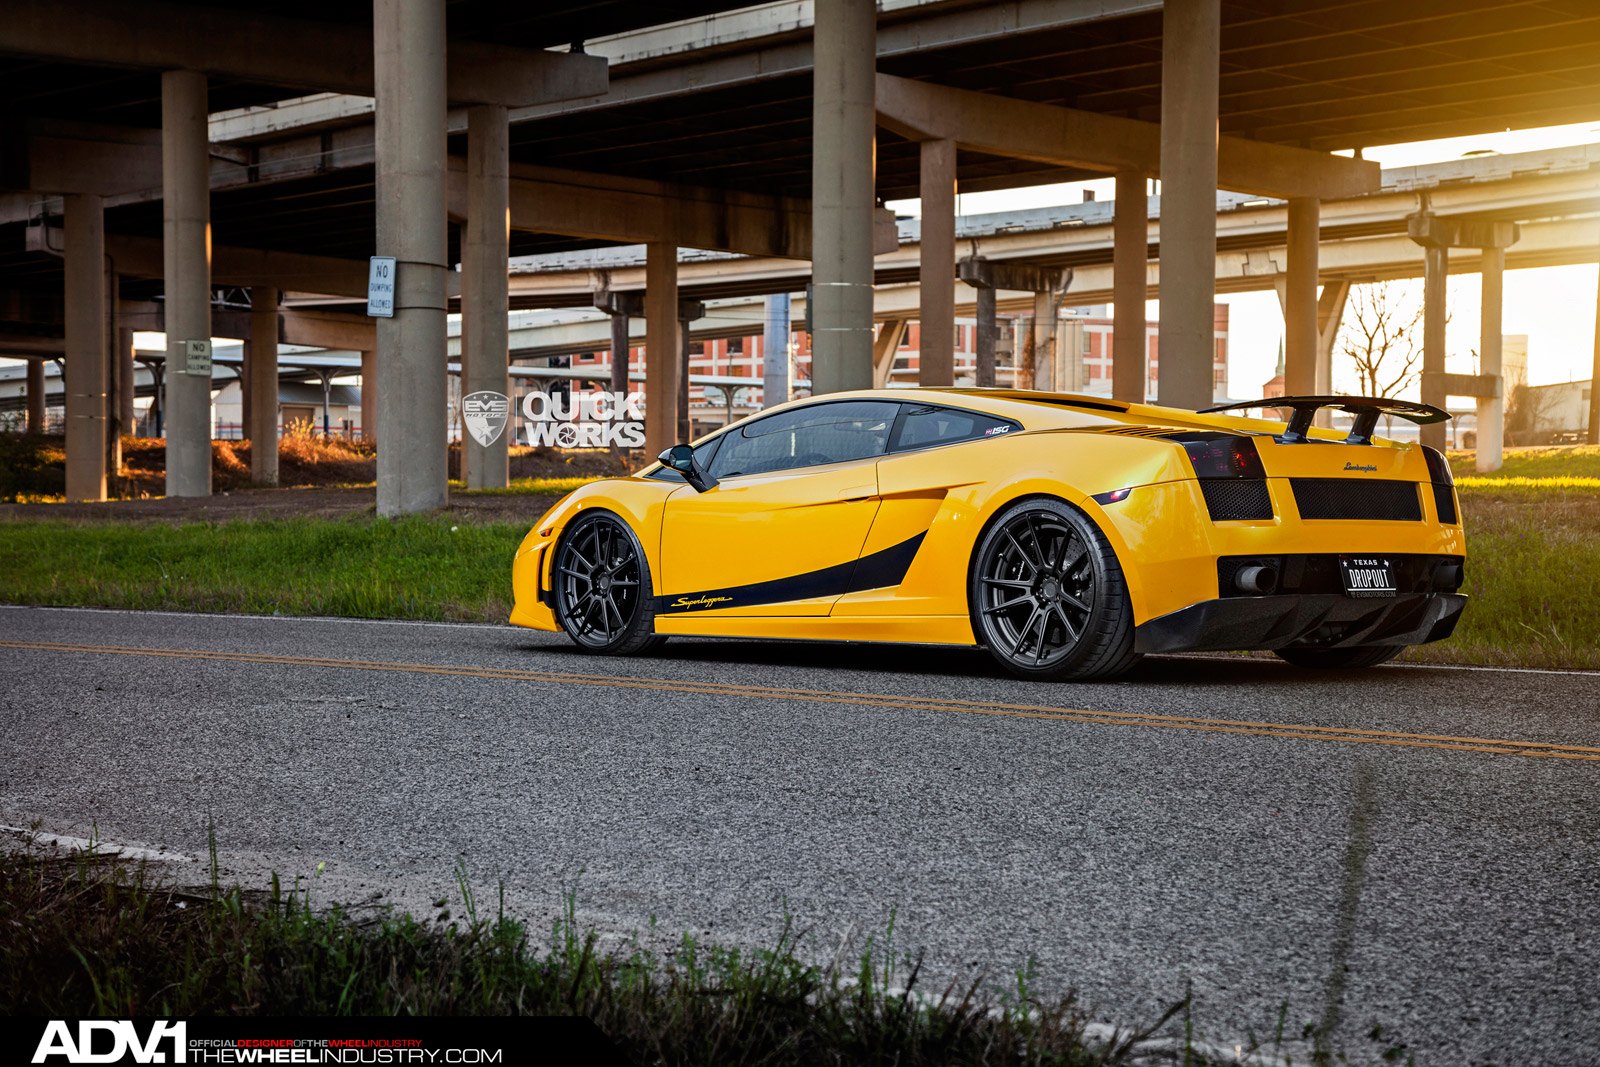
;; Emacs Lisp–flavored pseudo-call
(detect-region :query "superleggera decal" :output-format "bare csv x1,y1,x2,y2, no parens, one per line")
655,533,927,614
671,595,735,610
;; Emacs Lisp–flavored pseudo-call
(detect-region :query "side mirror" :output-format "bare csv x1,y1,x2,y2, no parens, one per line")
658,443,719,493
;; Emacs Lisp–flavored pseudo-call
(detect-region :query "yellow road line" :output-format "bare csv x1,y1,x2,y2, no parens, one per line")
4,639,1598,763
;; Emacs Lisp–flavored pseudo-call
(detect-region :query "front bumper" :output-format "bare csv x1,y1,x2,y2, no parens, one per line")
1134,592,1467,654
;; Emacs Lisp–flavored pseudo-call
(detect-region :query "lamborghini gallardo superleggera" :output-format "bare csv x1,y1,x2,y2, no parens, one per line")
510,389,1466,680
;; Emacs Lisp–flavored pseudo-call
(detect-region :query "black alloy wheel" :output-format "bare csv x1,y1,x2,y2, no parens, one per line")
970,498,1140,680
552,512,663,655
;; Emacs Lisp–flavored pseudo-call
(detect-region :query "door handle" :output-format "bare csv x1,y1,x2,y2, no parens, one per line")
838,485,878,501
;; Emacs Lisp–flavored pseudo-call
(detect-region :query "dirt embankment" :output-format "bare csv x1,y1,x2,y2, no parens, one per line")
1,433,637,524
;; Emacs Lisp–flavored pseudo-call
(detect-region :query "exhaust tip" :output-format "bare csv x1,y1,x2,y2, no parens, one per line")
1236,563,1279,595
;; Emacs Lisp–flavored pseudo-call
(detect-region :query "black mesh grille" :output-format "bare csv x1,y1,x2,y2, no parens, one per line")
1291,479,1421,521
1200,479,1274,521
1432,483,1459,524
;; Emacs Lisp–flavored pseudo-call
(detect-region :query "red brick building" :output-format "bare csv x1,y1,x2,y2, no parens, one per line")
571,303,1231,434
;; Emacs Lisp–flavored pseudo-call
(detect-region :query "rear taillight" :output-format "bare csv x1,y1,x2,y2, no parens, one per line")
1421,446,1454,486
1179,434,1266,480
1169,432,1273,520
1421,445,1458,524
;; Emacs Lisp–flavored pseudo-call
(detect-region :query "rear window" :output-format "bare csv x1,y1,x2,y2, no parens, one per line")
890,405,1017,452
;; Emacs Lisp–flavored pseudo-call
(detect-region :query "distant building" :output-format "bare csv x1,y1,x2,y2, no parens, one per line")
211,380,362,440
1509,378,1593,445
1262,339,1286,399
570,303,1232,436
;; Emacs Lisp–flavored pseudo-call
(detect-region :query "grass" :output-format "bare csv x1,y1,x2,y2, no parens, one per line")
1404,482,1600,669
1447,444,1600,480
0,515,527,622
0,842,1181,1065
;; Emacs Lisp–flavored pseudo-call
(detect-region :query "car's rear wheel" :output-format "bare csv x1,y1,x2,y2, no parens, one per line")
969,498,1141,681
552,511,665,655
1274,645,1403,669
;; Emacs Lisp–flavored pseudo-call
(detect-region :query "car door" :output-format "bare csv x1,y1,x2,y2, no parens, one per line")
655,400,901,618
833,402,1023,618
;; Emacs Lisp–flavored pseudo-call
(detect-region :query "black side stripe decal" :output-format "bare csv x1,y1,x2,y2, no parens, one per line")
655,533,927,615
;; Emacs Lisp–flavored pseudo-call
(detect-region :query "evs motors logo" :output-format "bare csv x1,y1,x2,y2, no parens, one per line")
33,1021,185,1064
522,390,646,448
461,390,511,448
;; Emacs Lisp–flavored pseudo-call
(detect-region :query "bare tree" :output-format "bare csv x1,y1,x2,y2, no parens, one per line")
1505,382,1557,446
1338,281,1428,398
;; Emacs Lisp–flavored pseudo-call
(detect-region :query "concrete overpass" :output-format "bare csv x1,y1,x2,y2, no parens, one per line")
5,0,1600,506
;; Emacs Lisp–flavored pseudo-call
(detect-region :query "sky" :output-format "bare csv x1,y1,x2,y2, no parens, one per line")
888,120,1600,399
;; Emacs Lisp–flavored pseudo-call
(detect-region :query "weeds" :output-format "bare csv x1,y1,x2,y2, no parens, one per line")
0,843,1201,1065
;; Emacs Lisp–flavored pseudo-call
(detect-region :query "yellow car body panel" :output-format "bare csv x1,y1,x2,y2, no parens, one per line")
657,457,883,617
510,387,1467,657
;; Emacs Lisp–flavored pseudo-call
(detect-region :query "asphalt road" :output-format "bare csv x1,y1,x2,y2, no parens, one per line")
2,605,1596,1064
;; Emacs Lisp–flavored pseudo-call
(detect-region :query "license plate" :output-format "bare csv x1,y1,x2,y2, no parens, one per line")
1340,556,1397,598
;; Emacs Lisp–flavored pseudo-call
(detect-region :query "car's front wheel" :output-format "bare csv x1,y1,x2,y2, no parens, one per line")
552,511,665,655
969,498,1141,681
1274,645,1404,669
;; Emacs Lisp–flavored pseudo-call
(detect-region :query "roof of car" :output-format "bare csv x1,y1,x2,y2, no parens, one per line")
773,387,1200,432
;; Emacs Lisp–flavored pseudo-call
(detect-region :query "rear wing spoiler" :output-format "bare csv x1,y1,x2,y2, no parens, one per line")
1198,395,1450,445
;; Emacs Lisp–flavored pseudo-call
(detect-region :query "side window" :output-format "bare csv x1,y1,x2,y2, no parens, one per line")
708,401,899,478
891,405,1017,452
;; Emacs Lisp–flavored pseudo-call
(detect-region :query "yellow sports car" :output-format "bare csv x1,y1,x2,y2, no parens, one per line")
510,389,1465,680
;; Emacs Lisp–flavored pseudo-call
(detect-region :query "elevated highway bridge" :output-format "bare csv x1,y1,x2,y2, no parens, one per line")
5,0,1600,502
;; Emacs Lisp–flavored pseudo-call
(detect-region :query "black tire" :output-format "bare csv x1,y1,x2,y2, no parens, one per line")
969,497,1141,681
1274,645,1404,669
551,511,666,656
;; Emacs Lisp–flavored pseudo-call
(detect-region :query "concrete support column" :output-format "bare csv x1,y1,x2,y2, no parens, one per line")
63,193,107,502
26,359,46,433
118,327,136,432
810,0,876,394
1284,197,1320,397
1591,248,1600,445
374,0,448,515
762,293,790,408
678,312,693,443
104,269,122,476
249,286,280,485
150,362,164,436
644,241,680,454
610,313,630,395
1157,0,1221,409
1420,245,1448,450
1112,169,1148,402
974,287,997,388
1475,248,1505,472
162,69,212,497
240,329,252,443
1030,291,1059,392
462,103,510,490
1315,282,1348,399
360,350,377,441
918,138,956,386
